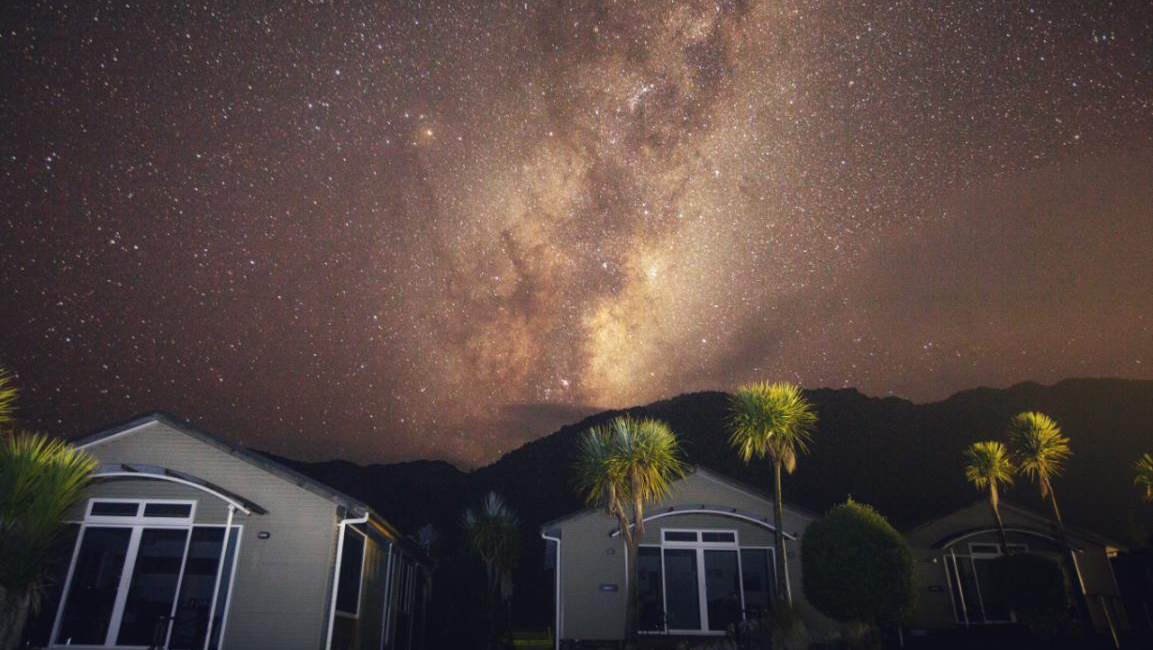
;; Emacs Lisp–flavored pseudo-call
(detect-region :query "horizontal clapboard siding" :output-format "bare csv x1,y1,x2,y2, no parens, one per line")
80,420,341,650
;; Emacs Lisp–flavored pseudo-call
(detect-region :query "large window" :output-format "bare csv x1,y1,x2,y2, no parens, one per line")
636,529,776,635
943,542,1029,624
53,500,240,650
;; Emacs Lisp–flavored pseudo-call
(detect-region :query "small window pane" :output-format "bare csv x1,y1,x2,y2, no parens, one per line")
701,532,736,543
336,530,365,615
637,548,664,631
740,549,775,619
664,531,697,542
144,503,193,518
970,544,999,555
91,502,139,517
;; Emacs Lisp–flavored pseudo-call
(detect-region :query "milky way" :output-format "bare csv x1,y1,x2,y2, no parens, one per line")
2,0,1152,467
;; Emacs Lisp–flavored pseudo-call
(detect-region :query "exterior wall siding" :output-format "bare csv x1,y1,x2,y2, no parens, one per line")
75,420,342,650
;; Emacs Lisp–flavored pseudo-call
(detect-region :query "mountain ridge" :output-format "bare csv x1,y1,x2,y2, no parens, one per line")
268,377,1153,636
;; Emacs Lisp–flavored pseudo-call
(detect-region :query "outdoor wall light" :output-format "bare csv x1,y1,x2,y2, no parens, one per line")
606,548,615,555
258,531,271,539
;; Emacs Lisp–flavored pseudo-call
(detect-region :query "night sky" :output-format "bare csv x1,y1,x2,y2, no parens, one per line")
2,1,1151,468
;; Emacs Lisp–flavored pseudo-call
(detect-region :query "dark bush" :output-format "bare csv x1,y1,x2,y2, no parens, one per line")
988,552,1069,637
801,499,915,626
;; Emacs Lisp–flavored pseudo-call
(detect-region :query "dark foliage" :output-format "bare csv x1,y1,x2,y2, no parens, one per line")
988,553,1068,637
801,500,915,625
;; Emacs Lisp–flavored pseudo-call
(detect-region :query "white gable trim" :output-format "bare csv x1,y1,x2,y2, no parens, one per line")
76,420,157,450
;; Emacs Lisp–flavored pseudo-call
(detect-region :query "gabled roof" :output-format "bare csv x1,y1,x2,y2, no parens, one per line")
75,411,373,515
73,412,430,562
903,498,1124,551
540,464,814,532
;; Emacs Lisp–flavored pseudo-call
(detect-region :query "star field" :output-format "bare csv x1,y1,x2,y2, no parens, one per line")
2,0,1151,467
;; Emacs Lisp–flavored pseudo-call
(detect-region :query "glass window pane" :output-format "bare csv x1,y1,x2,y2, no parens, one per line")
740,549,774,619
972,558,1011,622
704,550,742,631
170,527,225,649
664,531,697,542
117,528,190,646
144,503,193,518
91,502,140,517
948,555,985,623
336,530,365,614
57,527,133,645
702,532,736,543
663,549,700,630
24,525,81,647
207,529,240,650
637,547,664,631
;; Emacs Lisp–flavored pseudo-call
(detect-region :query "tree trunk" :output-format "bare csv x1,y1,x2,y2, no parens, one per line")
0,588,30,650
487,563,499,650
624,537,639,643
773,460,790,604
614,509,639,643
989,486,1011,555
1045,481,1092,627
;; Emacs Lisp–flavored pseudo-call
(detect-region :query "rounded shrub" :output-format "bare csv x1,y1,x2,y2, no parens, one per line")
801,499,915,625
988,552,1069,637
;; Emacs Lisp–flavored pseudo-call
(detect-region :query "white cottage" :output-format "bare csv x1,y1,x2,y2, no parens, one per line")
540,466,837,646
25,412,430,650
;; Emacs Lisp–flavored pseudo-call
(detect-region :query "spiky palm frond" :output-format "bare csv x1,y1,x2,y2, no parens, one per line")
728,381,817,473
574,416,687,527
574,424,625,515
0,431,98,594
0,368,17,426
964,441,1014,508
1136,453,1153,502
1007,411,1070,496
463,492,521,595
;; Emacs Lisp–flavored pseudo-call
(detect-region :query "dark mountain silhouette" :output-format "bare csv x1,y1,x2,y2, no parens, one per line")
271,377,1153,637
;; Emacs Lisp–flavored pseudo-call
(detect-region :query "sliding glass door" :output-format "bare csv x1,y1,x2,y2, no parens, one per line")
703,550,742,632
170,528,240,650
117,528,190,645
663,549,701,631
638,530,776,635
56,527,133,644
944,542,1029,625
53,500,240,649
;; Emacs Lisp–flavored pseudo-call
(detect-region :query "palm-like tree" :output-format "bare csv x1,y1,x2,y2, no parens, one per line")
0,369,17,425
0,432,98,650
728,381,817,603
463,492,521,650
1006,411,1088,619
1135,453,1153,502
964,441,1015,553
574,416,687,640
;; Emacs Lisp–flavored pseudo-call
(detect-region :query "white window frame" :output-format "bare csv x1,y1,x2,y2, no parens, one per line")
943,541,1030,626
737,545,777,617
642,529,747,636
86,498,197,526
335,527,368,618
50,499,241,650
